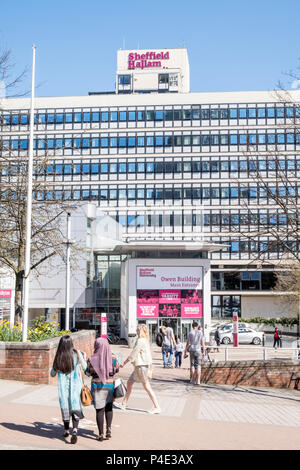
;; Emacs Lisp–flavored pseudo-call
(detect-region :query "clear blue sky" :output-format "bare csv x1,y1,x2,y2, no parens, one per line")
1,0,300,97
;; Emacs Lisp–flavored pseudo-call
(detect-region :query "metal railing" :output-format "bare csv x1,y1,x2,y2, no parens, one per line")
206,346,300,363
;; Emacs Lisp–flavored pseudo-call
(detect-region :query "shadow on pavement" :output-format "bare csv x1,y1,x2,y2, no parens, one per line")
0,421,97,443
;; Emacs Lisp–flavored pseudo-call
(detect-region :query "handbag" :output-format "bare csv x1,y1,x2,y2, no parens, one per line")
113,378,126,398
75,350,93,406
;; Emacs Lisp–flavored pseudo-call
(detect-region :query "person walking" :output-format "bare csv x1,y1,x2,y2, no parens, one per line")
214,327,221,352
85,337,119,441
184,321,206,386
161,320,177,368
120,324,161,414
273,327,281,349
50,335,87,444
174,336,184,368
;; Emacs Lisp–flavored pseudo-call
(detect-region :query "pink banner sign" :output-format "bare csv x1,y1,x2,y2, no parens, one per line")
159,290,181,303
0,290,11,298
101,313,107,338
181,304,203,318
137,304,159,318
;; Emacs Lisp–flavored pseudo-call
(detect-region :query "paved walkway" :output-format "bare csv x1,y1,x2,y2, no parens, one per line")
0,343,299,450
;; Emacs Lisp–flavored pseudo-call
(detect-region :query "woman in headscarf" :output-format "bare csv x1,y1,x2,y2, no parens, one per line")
86,337,119,441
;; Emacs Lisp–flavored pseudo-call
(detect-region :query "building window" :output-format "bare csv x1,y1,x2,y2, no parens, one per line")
212,295,241,318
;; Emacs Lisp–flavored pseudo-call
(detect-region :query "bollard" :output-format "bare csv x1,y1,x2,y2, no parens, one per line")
225,347,228,362
263,347,267,361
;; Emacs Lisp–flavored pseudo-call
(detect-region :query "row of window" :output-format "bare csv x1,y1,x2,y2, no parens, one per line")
2,104,300,126
3,130,300,151
2,184,298,202
203,212,297,226
2,158,300,180
211,295,241,318
212,271,277,291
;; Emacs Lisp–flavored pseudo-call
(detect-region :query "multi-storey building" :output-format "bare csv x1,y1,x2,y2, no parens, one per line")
1,48,299,338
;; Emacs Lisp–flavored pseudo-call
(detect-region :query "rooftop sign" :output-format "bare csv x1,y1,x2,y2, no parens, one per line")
128,51,170,70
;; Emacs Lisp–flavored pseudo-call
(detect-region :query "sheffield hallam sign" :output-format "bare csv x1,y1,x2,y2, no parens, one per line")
128,51,170,70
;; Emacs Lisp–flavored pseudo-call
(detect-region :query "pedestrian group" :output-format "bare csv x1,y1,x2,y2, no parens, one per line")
51,321,209,445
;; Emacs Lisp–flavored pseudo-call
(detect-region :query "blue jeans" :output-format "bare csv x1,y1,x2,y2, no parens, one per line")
162,347,174,367
175,351,182,367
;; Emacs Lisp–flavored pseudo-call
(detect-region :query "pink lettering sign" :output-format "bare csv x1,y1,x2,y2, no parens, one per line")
181,304,203,318
137,304,159,318
128,51,170,70
0,290,11,298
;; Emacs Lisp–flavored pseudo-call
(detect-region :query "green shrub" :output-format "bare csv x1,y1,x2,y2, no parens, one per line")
0,316,70,342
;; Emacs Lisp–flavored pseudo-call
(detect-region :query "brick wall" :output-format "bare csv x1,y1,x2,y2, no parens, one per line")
201,360,300,389
0,330,96,385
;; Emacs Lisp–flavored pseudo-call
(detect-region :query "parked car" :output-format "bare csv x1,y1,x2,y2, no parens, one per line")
219,327,264,345
210,322,250,335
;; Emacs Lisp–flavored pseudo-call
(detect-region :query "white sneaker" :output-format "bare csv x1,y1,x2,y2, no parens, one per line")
149,407,161,414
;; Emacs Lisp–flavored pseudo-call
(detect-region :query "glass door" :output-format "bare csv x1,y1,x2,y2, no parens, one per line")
159,318,179,338
146,320,159,344
181,319,193,344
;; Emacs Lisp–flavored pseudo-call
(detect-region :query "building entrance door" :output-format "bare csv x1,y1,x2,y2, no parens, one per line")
146,320,159,344
181,319,193,343
159,318,179,339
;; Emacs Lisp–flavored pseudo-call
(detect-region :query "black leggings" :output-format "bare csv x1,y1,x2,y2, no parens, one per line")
96,402,113,435
63,414,79,432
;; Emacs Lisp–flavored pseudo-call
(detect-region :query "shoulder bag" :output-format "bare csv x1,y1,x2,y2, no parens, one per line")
113,378,127,398
75,350,93,406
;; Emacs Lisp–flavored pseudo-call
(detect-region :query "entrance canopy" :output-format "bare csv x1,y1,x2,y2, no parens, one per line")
94,240,225,254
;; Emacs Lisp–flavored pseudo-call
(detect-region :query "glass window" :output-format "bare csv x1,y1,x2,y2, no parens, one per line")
155,136,163,146
146,136,154,146
118,74,131,85
128,137,136,147
146,110,154,121
92,112,100,122
174,110,182,120
128,162,136,173
165,110,173,121
47,114,55,123
119,111,127,121
55,138,63,149
137,111,145,121
55,113,63,124
110,111,118,122
83,112,90,122
137,162,145,172
119,163,126,173
137,136,145,147
74,112,82,122
20,114,29,124
100,163,108,173
110,137,117,147
100,189,108,200
119,189,126,199
238,108,247,119
91,163,99,174
119,137,127,147
192,109,200,119
137,188,145,199
91,137,100,148
146,162,154,172
230,134,238,145
64,164,72,174
109,189,117,199
248,108,256,118
73,164,81,174
267,108,275,118
128,111,136,121
65,113,73,123
257,108,266,118
229,109,238,119
100,112,108,122
276,107,284,118
82,137,90,148
210,109,219,120
155,110,163,121
110,163,117,173
128,189,135,199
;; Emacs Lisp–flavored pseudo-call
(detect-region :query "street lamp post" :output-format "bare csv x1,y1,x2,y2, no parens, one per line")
65,212,71,331
22,45,36,342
